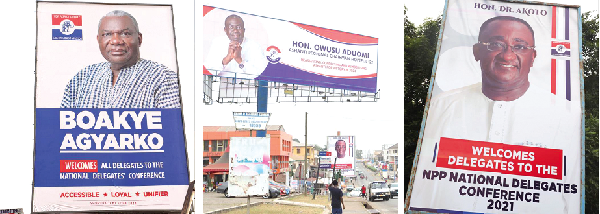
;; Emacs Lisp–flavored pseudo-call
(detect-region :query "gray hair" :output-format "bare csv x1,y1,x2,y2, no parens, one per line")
98,10,139,32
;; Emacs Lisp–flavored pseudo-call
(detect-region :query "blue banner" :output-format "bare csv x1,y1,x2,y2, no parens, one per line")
34,108,189,187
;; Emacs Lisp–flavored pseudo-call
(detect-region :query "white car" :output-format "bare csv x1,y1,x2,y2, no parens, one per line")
368,181,391,202
349,189,362,197
389,183,399,199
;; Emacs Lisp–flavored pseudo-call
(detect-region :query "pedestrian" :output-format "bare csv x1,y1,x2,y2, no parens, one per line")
329,180,346,214
361,185,367,199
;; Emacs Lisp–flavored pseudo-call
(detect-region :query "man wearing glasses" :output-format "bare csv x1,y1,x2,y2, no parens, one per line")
422,16,577,145
205,14,268,80
60,10,181,108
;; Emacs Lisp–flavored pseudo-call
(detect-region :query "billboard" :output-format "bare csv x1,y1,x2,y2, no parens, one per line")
406,0,583,214
33,2,189,212
203,6,379,93
228,137,271,197
327,136,355,169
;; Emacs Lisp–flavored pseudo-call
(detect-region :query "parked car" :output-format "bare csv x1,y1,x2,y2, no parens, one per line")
263,185,280,198
269,181,290,196
349,189,362,197
389,183,399,199
346,185,355,192
368,181,391,202
215,182,231,198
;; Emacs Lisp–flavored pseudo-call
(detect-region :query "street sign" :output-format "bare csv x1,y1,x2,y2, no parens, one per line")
319,164,331,169
232,112,271,130
318,151,332,156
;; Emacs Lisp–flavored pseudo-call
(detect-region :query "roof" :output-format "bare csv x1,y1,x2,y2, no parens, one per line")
204,125,286,132
387,143,398,150
203,163,228,173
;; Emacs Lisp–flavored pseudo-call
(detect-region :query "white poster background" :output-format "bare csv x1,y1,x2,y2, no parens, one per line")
229,137,270,197
326,136,355,170
36,2,178,108
409,0,582,213
203,7,378,79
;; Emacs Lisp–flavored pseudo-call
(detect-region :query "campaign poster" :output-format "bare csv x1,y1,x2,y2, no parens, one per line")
327,136,355,170
33,2,189,212
406,0,583,214
228,137,271,197
203,6,379,93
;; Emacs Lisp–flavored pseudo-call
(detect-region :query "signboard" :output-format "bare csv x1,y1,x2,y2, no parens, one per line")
203,6,379,93
33,2,189,212
228,137,270,197
327,136,355,169
406,0,583,213
233,112,271,130
0,209,23,214
319,151,332,156
319,157,332,169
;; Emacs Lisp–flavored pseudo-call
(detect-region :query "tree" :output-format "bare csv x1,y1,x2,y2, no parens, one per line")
582,11,599,214
403,5,442,197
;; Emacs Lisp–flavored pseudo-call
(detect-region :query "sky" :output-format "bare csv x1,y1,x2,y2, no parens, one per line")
0,0,596,212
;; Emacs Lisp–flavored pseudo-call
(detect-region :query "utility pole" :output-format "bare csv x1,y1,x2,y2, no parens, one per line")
304,112,308,195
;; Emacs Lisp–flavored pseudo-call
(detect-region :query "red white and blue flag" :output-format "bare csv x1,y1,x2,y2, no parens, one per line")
52,14,82,40
550,6,573,101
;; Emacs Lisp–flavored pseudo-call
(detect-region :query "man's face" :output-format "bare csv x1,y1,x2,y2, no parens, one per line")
224,17,245,43
474,20,536,91
97,16,142,68
335,140,346,158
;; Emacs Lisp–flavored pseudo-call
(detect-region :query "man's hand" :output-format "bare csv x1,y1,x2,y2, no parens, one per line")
233,42,243,64
343,204,346,209
222,41,241,65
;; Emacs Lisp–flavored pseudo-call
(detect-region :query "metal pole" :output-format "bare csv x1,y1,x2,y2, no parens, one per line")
247,195,250,214
304,112,308,195
313,157,320,200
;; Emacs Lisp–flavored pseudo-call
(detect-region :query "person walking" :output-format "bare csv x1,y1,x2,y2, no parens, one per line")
361,185,367,199
329,180,346,214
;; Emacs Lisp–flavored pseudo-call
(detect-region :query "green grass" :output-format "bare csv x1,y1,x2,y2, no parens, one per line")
284,194,329,206
221,203,323,214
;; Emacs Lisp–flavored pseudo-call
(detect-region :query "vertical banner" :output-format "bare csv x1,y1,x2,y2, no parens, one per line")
327,136,355,170
406,0,583,213
203,6,379,93
228,137,271,197
33,2,189,212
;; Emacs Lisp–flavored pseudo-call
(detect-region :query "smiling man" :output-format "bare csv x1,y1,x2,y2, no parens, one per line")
205,14,268,79
422,16,577,145
60,10,181,108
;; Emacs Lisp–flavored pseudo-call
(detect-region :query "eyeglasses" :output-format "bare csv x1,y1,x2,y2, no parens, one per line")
100,30,138,39
478,41,535,54
228,25,243,30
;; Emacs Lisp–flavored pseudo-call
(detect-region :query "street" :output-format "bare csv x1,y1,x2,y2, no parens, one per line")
350,163,399,214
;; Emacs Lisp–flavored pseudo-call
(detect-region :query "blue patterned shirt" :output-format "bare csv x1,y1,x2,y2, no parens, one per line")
60,59,181,108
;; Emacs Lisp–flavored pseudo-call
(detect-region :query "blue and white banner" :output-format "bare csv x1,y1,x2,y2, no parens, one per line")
34,2,188,212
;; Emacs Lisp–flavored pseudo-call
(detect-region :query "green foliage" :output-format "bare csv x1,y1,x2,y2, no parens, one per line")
582,11,599,214
403,5,442,197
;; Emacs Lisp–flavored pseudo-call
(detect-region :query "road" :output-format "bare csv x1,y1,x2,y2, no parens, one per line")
351,162,399,214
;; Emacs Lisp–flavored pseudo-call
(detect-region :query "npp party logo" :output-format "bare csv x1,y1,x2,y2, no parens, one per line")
52,14,82,40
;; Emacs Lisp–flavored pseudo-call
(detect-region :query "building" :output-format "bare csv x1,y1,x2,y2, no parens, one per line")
203,125,292,184
290,139,318,180
384,143,399,181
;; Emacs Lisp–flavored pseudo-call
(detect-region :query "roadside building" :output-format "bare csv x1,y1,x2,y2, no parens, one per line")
203,125,292,186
